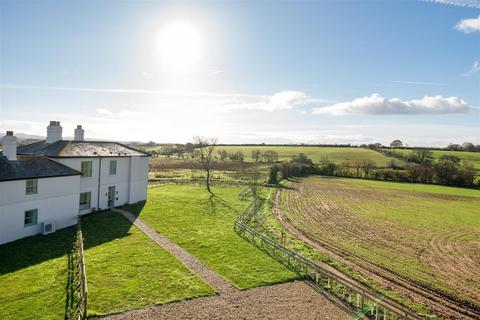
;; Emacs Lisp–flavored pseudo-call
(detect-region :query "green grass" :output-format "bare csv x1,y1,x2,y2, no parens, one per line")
390,148,480,171
147,145,399,166
280,176,480,303
0,228,75,320
82,211,215,316
216,146,398,166
126,185,298,289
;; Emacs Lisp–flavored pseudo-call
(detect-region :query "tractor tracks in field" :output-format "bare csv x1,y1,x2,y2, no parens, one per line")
272,189,480,319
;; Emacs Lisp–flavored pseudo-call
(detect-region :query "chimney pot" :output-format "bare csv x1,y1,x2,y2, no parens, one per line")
46,121,63,143
74,124,85,141
3,131,17,161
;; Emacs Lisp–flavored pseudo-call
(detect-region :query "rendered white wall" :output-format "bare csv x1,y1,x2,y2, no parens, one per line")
54,156,149,211
0,175,80,245
129,156,149,203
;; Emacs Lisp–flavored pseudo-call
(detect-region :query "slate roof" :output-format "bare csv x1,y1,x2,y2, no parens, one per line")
0,155,81,182
17,140,149,158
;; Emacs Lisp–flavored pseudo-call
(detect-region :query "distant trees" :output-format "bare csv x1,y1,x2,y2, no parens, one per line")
218,149,228,161
461,142,476,152
447,142,479,152
362,159,376,178
228,151,245,162
434,155,461,185
262,150,279,163
251,150,262,162
193,136,218,195
390,139,403,148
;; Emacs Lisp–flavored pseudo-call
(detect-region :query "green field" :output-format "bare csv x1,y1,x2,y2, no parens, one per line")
0,228,75,320
127,185,298,289
390,148,480,171
147,145,399,166
82,211,215,316
217,146,398,166
278,176,480,304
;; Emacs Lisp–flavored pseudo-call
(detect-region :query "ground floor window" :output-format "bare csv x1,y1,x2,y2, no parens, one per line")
79,192,91,211
24,209,38,227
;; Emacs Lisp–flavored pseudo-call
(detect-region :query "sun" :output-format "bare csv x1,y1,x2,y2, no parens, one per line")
156,20,205,72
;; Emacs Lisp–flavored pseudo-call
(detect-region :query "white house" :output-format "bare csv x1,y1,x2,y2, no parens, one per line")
0,121,150,245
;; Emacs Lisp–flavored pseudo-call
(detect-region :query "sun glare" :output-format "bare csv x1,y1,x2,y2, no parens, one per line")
156,20,205,72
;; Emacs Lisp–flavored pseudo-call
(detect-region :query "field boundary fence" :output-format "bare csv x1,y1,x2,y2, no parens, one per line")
66,218,88,320
234,196,423,320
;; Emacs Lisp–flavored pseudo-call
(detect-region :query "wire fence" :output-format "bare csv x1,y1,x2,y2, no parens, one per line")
65,218,88,320
234,197,423,320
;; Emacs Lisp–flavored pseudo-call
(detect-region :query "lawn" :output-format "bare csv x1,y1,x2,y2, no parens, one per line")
0,227,76,320
126,185,298,289
279,176,480,304
82,211,215,316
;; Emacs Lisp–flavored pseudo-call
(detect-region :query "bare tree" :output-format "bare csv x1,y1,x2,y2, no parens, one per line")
193,136,218,195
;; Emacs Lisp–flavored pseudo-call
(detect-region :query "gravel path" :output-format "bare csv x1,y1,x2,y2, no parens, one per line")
101,280,351,320
112,208,236,294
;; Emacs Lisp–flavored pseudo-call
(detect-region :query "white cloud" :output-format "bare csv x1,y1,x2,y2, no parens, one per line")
96,108,113,115
225,91,319,112
426,0,480,8
312,93,472,115
210,69,228,76
455,15,480,33
463,60,480,76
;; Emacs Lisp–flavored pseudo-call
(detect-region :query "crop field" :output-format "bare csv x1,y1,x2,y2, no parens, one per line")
278,176,480,307
82,211,214,316
126,185,298,289
389,148,480,172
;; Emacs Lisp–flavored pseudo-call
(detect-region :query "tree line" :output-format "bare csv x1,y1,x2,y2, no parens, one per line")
266,151,478,188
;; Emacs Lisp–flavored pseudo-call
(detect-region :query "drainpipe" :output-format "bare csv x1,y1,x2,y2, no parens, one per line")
97,157,102,210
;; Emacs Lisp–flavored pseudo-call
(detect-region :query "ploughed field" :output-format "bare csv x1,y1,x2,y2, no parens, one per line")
279,176,480,306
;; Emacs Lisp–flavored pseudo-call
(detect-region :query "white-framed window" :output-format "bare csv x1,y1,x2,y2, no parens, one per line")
26,179,38,195
24,209,38,227
109,160,117,175
81,161,92,177
79,192,91,211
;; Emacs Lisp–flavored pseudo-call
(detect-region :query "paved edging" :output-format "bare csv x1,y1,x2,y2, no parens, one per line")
112,208,237,294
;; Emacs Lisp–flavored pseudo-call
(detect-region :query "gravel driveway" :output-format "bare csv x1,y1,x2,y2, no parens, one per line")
102,280,351,320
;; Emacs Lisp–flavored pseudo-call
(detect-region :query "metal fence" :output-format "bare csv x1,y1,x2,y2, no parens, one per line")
66,218,88,320
234,203,423,320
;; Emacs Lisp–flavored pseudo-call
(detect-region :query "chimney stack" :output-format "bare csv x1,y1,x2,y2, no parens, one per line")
74,125,85,141
46,121,63,143
2,131,17,161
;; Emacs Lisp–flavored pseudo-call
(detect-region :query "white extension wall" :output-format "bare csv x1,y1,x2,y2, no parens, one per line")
129,156,149,203
54,156,149,212
0,175,80,245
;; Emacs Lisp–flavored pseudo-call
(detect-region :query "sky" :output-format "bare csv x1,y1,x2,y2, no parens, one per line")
0,0,479,146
